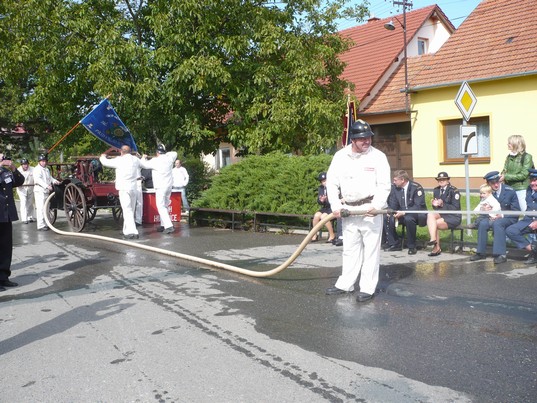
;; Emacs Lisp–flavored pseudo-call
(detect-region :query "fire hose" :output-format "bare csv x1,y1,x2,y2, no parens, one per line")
43,193,535,278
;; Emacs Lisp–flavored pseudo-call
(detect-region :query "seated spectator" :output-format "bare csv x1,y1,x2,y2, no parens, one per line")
384,170,427,255
311,172,335,243
470,171,520,264
506,169,537,264
469,183,503,229
426,172,461,257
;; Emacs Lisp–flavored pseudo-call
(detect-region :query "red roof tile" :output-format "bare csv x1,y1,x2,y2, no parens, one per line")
339,5,447,106
412,0,537,90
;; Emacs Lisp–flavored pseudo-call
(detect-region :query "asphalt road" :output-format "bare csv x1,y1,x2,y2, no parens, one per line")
1,213,536,402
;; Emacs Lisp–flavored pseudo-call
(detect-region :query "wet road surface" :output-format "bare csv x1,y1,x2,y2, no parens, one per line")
1,212,536,402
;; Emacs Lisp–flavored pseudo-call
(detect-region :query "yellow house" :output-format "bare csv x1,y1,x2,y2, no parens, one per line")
408,0,537,189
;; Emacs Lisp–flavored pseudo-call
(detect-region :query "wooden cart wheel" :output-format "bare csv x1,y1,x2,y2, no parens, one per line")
112,205,123,222
63,183,87,232
48,194,58,225
87,206,97,222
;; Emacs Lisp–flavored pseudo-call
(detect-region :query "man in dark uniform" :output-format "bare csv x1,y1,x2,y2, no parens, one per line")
470,171,520,264
0,152,25,291
506,169,537,263
384,170,427,255
426,172,462,256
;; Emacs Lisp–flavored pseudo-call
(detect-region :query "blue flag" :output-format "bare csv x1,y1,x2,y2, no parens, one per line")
80,99,138,152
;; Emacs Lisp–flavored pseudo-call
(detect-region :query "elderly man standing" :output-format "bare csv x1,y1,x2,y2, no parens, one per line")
16,158,35,224
142,145,177,234
100,145,143,239
34,153,60,231
470,171,520,264
325,120,391,303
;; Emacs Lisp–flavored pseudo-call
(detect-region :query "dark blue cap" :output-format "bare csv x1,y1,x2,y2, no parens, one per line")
318,172,327,181
435,172,450,180
483,171,500,182
529,169,537,178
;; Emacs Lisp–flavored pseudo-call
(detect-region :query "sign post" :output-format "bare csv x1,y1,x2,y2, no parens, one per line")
455,82,478,232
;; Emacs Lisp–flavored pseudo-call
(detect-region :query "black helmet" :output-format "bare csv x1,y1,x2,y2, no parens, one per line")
317,172,327,181
21,158,29,164
38,153,48,161
349,119,374,139
156,144,166,154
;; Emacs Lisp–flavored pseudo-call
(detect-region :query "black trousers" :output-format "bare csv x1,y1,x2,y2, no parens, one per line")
0,221,13,281
386,213,426,249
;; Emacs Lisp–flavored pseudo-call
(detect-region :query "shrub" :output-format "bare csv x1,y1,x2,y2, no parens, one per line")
193,152,333,214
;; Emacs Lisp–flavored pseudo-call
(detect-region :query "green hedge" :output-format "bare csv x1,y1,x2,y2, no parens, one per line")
193,153,333,215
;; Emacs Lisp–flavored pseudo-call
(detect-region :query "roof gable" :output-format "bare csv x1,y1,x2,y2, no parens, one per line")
412,0,537,90
339,5,450,106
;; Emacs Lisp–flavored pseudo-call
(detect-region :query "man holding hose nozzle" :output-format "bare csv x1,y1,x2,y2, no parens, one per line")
325,120,391,303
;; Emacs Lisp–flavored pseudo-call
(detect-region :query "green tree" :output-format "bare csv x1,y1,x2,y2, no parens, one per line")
0,0,368,157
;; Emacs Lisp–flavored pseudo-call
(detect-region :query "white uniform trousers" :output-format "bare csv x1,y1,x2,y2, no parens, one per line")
135,181,143,225
17,189,35,222
34,190,49,229
155,187,173,229
334,214,382,295
119,189,138,236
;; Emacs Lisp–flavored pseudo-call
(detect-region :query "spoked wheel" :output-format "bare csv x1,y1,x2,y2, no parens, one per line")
112,205,123,222
47,194,58,225
63,183,87,232
87,206,97,222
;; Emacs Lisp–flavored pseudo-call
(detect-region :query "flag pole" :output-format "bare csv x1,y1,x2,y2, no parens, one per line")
47,94,113,154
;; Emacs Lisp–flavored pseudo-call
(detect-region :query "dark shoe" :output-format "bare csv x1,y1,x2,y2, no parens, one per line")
135,222,142,227
428,250,442,257
156,226,165,232
427,240,437,246
334,239,343,247
525,252,537,264
326,238,335,243
325,286,348,295
310,235,319,243
122,234,138,240
29,218,35,222
0,280,18,287
356,292,373,302
38,227,49,231
408,248,417,255
493,255,507,264
470,253,486,261
386,245,402,252
0,286,5,292
164,227,175,234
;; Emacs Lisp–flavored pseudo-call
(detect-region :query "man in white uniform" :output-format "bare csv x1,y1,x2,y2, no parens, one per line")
325,120,391,303
16,158,35,223
172,159,190,212
142,145,177,233
34,154,60,231
100,145,143,239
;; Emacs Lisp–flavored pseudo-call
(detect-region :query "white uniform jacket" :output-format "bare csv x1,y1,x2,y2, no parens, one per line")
172,166,189,188
16,166,34,196
326,144,391,212
142,152,177,190
33,164,59,194
100,154,143,191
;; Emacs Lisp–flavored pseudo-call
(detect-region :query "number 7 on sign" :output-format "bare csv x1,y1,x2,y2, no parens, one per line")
461,125,477,155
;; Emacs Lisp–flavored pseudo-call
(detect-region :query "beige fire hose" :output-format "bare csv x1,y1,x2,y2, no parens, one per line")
44,193,367,278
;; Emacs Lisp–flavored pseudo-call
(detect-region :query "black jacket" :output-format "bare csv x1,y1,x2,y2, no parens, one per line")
0,167,25,222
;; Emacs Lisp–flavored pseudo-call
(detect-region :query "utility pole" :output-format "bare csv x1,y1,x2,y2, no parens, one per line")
393,0,412,114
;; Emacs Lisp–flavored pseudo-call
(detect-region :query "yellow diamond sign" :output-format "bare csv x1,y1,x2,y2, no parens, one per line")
455,81,477,122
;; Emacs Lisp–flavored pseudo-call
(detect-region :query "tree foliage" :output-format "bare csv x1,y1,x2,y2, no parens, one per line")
0,0,368,158
194,152,333,214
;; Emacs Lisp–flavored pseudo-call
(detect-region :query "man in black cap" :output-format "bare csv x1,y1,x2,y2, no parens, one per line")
325,119,391,303
506,169,537,263
470,171,520,264
384,170,427,255
34,153,60,231
426,172,461,256
0,153,25,291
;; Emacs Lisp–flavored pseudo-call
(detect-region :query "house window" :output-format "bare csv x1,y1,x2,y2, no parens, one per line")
442,116,490,163
417,38,428,55
217,147,231,170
